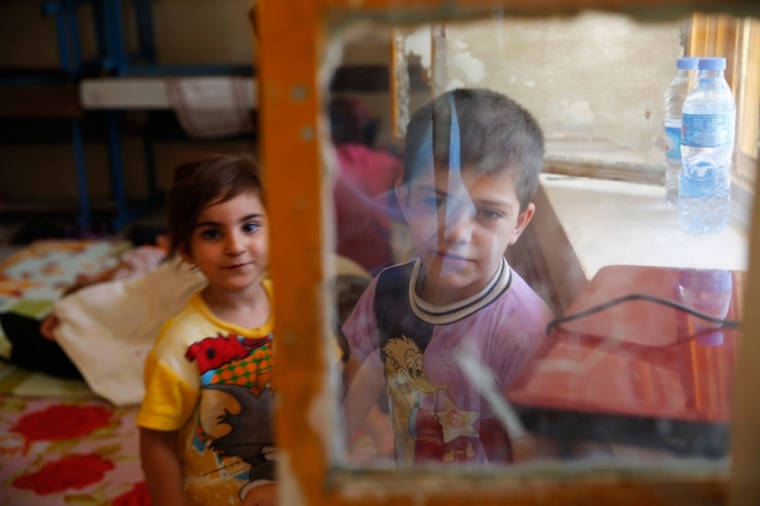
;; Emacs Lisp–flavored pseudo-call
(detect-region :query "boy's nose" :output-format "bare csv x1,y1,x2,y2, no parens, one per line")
438,179,476,244
442,206,475,244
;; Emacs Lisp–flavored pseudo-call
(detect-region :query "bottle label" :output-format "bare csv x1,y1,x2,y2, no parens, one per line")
682,113,732,148
665,125,681,163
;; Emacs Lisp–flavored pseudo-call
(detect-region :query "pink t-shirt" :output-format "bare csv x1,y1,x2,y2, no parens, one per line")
344,258,552,465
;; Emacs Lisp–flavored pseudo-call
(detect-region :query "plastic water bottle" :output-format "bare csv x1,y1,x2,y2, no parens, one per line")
678,57,736,233
664,57,698,207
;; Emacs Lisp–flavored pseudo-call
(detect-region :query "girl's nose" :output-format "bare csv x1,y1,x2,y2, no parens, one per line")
225,232,246,255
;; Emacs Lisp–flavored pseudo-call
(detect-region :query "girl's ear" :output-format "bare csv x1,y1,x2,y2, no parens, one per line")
394,178,411,222
177,244,194,266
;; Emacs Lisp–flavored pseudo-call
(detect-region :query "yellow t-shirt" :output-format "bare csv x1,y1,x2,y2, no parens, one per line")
137,282,274,506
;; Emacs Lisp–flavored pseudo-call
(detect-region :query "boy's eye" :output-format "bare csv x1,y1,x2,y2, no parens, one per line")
200,228,221,240
423,197,446,209
243,222,260,233
478,209,502,220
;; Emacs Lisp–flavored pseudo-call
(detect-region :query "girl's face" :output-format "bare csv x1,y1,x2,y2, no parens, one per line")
180,190,268,294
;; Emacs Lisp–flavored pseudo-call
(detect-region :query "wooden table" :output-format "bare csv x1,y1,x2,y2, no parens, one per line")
508,264,745,459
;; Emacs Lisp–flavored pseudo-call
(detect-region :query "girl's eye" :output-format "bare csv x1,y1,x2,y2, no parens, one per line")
200,229,221,240
243,222,260,233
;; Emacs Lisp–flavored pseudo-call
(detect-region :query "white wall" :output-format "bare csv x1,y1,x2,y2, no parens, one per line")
445,12,684,162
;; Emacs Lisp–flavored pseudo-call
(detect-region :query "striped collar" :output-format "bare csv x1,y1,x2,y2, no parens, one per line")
408,257,513,325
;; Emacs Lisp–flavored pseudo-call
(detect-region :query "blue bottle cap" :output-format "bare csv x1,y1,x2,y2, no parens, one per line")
676,57,699,69
698,57,726,70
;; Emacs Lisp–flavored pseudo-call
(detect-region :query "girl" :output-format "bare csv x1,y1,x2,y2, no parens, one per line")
136,154,276,506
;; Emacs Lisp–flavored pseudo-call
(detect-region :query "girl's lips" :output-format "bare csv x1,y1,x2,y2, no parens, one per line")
223,262,252,270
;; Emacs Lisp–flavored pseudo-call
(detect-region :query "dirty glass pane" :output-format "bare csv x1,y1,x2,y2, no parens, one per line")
321,10,756,475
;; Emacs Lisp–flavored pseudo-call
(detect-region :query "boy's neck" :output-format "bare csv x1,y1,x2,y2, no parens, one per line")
201,279,270,330
416,259,503,307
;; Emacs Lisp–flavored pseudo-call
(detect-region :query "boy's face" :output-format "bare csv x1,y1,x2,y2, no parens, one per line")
396,165,534,303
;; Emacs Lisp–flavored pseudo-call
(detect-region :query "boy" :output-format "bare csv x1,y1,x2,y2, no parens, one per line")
342,88,553,465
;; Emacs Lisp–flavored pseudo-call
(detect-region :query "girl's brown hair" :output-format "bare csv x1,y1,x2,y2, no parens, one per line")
167,154,264,257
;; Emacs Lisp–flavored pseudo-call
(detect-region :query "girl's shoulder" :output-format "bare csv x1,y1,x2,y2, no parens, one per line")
166,285,274,341
155,293,217,345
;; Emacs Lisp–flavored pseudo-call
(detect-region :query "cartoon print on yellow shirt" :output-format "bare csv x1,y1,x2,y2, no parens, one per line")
185,332,275,501
381,335,444,464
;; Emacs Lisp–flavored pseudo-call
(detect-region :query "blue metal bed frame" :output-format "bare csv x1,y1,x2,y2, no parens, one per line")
3,0,253,230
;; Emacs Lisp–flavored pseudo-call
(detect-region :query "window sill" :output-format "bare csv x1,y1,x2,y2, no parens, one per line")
532,174,750,311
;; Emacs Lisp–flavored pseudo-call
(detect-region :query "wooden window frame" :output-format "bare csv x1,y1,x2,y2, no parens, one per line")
256,1,760,505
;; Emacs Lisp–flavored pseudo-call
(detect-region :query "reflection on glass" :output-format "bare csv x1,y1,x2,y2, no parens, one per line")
678,269,732,346
329,97,403,276
325,12,754,473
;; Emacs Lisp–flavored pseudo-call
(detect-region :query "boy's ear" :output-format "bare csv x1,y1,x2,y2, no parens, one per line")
508,203,535,245
394,178,411,221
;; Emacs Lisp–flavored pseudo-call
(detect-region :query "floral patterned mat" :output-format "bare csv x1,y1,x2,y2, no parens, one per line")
0,241,148,504
0,396,148,506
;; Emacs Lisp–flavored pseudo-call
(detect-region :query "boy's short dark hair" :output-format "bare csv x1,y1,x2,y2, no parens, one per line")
167,154,264,257
403,88,544,210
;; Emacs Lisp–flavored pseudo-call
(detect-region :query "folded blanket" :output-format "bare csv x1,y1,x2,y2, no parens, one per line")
54,258,206,406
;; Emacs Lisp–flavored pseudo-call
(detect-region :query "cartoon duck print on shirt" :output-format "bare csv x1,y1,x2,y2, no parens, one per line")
185,332,275,501
381,336,444,464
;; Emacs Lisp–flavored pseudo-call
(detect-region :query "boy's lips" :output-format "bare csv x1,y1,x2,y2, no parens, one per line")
431,250,472,262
